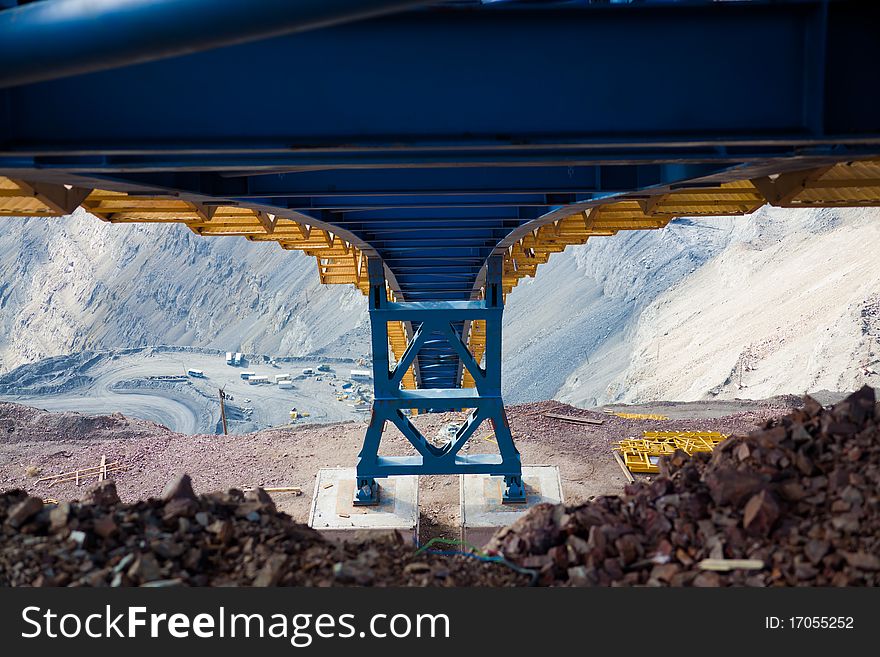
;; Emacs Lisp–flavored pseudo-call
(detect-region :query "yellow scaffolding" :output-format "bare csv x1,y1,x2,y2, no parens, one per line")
613,412,670,421
614,430,727,474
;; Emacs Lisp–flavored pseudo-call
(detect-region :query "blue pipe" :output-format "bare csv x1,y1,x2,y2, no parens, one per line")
0,0,432,89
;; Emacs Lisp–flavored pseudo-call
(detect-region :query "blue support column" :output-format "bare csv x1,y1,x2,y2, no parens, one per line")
353,255,525,505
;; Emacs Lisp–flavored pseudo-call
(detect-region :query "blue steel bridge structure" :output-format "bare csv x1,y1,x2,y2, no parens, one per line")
1,0,879,503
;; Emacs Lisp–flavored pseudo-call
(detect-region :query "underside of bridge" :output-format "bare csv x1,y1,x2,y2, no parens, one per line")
1,0,880,502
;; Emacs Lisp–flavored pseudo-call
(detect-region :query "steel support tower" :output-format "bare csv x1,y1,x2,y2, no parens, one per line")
356,255,524,504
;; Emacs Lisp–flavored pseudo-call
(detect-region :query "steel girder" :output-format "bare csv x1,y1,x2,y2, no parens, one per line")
2,2,879,158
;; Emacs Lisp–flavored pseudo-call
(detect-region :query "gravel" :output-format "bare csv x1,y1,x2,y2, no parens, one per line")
486,387,880,586
0,475,526,587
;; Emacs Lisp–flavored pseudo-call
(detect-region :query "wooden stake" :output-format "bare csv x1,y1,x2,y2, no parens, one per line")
45,466,127,486
245,486,303,495
699,559,764,572
39,463,127,486
99,455,107,482
544,412,604,426
612,451,635,484
37,461,123,483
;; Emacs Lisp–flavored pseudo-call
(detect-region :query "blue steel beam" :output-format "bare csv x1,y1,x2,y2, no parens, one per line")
5,148,874,173
1,2,878,159
263,195,575,211
72,165,727,197
0,0,434,89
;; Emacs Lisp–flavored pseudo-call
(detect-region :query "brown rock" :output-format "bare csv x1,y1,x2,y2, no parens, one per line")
162,474,197,502
87,481,121,507
7,496,43,528
49,501,71,532
244,488,277,513
207,520,233,544
705,468,767,507
794,450,816,475
742,490,780,537
842,552,880,571
803,540,829,565
253,554,288,587
778,481,807,501
93,515,117,538
614,534,641,565
693,571,721,587
675,548,694,567
163,497,198,521
127,553,162,583
650,563,680,583
152,539,185,559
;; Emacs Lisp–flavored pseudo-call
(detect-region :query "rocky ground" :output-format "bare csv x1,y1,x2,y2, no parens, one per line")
1,397,795,542
0,476,525,587
489,387,880,586
0,347,369,434
1,389,875,586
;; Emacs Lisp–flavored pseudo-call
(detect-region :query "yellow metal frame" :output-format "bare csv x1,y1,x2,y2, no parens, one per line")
613,412,670,421
614,430,727,473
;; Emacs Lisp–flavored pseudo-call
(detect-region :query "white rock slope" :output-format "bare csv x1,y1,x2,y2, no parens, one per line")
596,207,880,403
503,214,739,404
2,206,878,407
0,211,369,372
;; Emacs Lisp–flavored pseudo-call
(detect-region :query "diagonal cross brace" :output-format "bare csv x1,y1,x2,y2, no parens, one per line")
389,323,426,388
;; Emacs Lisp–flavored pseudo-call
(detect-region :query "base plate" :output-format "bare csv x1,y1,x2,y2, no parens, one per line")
460,465,563,550
308,467,419,545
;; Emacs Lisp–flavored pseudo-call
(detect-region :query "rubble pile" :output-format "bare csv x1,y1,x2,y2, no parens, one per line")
488,387,880,586
0,475,525,587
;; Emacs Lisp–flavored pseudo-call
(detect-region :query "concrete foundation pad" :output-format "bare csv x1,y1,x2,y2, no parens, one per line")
460,465,563,549
308,467,419,545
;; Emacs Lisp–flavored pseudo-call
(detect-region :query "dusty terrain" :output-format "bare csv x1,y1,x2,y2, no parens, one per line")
0,478,527,587
0,398,796,542
1,390,875,587
0,347,369,434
